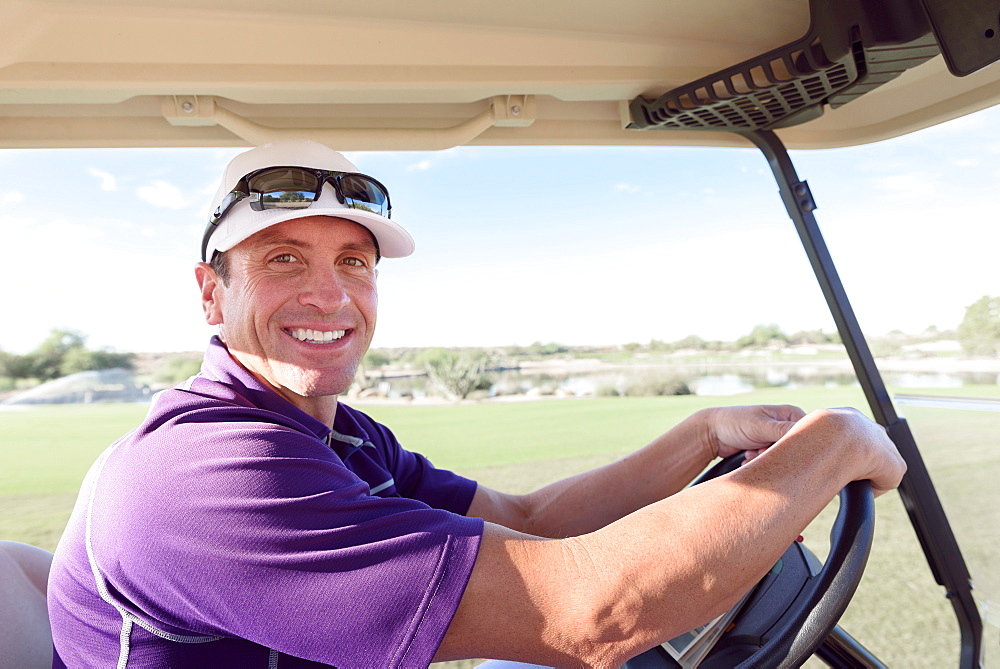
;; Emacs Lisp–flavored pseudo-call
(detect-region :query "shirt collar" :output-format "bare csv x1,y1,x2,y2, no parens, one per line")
198,336,332,443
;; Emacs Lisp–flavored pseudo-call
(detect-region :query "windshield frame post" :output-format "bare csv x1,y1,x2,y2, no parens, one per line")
743,127,984,668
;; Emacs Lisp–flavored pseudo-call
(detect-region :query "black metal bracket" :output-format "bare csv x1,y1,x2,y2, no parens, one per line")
628,0,939,133
628,0,1000,135
745,128,984,668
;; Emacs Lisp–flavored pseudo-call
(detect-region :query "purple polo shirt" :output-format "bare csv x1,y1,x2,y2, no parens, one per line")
48,337,483,668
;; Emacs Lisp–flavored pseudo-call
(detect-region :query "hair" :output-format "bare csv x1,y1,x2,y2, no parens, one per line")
209,251,231,287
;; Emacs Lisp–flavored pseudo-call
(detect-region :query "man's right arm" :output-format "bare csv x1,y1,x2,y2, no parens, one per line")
434,408,905,667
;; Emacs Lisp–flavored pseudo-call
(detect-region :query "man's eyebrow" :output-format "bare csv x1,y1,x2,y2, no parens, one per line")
341,240,379,255
251,231,313,250
251,232,377,255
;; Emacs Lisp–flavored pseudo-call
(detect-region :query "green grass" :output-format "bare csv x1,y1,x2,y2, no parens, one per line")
2,385,996,666
359,386,874,471
0,403,151,548
0,403,150,495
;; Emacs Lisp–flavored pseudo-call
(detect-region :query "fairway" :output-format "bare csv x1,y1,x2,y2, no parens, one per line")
2,384,997,666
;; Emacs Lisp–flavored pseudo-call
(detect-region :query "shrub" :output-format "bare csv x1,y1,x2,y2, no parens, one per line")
419,348,493,400
153,356,203,384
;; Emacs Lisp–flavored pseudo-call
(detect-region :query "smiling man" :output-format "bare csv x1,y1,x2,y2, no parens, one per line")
48,141,484,668
47,140,905,668
197,216,380,424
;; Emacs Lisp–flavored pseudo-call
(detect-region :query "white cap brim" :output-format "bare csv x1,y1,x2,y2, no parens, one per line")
203,140,414,261
205,184,414,260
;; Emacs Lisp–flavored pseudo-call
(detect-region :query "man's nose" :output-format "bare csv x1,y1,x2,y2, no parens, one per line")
298,266,351,312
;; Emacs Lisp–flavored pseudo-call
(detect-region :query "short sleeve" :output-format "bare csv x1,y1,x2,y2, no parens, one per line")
90,419,484,668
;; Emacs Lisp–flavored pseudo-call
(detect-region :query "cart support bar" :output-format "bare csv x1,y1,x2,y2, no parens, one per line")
744,128,983,668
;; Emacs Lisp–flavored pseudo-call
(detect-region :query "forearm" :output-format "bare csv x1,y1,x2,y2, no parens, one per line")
573,446,849,655
444,475,831,667
440,409,897,666
473,410,717,538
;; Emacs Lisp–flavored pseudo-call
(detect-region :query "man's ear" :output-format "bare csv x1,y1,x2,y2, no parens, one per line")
194,262,224,326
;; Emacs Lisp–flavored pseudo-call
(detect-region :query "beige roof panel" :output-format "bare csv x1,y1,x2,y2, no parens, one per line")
1,0,997,149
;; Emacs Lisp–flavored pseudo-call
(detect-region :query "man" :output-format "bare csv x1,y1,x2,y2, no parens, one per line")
48,139,906,668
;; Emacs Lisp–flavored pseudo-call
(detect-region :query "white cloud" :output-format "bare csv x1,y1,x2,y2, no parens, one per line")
870,172,939,200
2,191,23,203
407,159,433,171
136,180,187,209
87,167,118,192
196,182,221,219
613,183,640,193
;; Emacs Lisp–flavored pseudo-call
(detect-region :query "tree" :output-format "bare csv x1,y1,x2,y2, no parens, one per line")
0,329,135,382
30,329,88,380
363,350,391,369
419,348,492,400
153,356,204,384
527,341,568,356
353,349,392,393
958,296,1000,355
59,347,135,377
788,329,840,345
670,334,708,351
0,349,34,379
737,324,788,349
648,339,669,352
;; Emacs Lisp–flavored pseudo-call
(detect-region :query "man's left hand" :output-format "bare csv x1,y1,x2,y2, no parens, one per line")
703,405,806,460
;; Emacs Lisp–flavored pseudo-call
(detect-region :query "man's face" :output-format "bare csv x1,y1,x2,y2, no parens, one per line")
198,216,378,412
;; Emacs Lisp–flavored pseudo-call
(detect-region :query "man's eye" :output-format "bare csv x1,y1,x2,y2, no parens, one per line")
342,257,366,267
271,253,298,263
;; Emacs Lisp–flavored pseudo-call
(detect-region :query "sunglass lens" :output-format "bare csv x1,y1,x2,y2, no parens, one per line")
339,175,388,216
249,169,321,210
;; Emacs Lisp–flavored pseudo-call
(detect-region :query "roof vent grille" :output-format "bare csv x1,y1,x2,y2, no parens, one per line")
628,0,941,132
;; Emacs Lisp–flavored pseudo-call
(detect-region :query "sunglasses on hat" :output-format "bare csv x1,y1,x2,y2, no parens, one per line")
201,166,392,260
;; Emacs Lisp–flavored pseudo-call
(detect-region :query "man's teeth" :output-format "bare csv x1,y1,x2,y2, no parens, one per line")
289,328,346,343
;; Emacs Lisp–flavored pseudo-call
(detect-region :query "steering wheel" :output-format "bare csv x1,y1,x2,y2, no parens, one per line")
624,454,875,669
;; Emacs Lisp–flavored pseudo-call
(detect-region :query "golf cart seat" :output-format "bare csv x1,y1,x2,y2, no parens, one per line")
0,541,55,669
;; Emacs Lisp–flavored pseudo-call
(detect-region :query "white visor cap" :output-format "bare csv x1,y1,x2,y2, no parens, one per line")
203,140,414,261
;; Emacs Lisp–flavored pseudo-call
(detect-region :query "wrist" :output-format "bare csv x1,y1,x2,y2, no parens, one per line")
788,408,876,483
688,407,720,462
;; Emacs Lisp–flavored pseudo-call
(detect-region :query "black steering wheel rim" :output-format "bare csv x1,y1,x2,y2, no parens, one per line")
694,454,875,669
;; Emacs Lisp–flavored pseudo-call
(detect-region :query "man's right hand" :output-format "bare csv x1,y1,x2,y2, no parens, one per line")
771,407,906,495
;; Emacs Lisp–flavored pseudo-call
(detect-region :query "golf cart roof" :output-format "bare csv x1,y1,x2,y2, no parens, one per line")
3,0,998,151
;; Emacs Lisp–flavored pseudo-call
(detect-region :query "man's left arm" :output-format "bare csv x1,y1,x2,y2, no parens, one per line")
467,405,805,538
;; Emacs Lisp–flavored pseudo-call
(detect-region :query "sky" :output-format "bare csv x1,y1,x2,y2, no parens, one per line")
1,105,999,355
